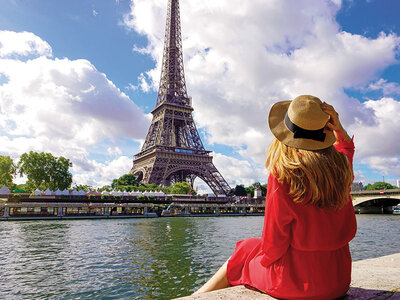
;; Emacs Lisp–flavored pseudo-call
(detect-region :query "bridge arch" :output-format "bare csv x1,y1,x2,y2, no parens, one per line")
352,196,400,214
352,197,400,207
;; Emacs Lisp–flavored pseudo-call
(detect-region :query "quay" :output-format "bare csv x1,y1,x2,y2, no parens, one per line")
177,252,400,299
0,193,265,221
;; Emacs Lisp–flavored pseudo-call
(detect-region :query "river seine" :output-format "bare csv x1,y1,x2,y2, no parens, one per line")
0,215,399,299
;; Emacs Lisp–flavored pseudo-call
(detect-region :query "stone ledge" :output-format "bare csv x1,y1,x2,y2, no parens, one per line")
177,253,400,300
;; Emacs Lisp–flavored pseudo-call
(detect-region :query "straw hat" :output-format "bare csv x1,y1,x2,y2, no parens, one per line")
268,95,336,150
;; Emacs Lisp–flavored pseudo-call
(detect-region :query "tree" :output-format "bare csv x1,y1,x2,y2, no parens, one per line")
0,156,16,188
73,185,94,192
261,184,267,196
234,184,247,196
233,183,267,197
245,186,255,197
18,151,73,191
167,182,192,195
365,182,396,191
111,174,139,190
143,183,159,191
97,185,111,193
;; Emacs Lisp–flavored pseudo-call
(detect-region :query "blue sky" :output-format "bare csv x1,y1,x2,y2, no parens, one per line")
0,0,399,191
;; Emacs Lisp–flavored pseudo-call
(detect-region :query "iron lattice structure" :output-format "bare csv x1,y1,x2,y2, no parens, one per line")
130,0,231,195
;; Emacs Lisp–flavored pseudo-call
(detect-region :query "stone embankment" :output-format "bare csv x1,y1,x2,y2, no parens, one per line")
178,253,400,299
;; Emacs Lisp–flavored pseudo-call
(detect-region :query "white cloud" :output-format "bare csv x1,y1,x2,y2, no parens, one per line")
107,146,123,155
138,72,152,92
347,96,400,182
213,153,266,187
361,157,400,178
123,0,400,182
126,83,139,92
126,72,154,93
132,44,152,55
0,30,149,187
72,156,133,187
349,97,400,159
0,30,52,58
193,152,267,194
0,55,149,144
353,170,373,185
367,78,400,95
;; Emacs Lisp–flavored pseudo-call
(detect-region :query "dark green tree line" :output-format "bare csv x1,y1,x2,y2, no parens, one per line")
365,182,396,191
106,174,196,195
233,182,267,197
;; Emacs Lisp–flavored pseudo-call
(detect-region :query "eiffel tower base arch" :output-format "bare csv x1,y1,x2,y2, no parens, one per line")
131,150,231,196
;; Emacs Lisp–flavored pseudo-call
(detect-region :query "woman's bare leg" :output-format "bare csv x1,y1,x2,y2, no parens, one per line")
193,258,232,295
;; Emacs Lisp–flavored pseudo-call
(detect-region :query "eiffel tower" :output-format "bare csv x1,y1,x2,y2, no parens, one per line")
130,0,231,196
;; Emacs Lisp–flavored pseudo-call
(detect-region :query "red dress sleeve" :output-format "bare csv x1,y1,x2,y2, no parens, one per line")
260,175,295,267
334,137,355,165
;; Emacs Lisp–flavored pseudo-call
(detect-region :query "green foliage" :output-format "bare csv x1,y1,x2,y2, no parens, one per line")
18,151,73,191
111,174,139,190
107,175,197,196
234,184,247,196
73,185,93,192
261,184,267,196
234,183,267,197
15,183,34,193
245,186,254,197
0,155,17,188
97,185,111,193
167,182,192,195
365,182,396,191
145,183,159,190
136,186,146,193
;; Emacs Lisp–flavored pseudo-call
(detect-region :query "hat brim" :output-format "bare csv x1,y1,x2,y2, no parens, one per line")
268,101,336,150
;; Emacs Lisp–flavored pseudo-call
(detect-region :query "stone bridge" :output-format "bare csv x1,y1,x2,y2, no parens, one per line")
351,189,400,213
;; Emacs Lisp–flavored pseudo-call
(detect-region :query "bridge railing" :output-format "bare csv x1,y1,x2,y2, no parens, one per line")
350,189,400,197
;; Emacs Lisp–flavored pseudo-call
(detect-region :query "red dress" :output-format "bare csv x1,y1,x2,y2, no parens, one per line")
227,139,357,300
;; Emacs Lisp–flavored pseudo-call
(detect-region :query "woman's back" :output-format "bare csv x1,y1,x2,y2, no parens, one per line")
254,162,357,299
194,95,357,299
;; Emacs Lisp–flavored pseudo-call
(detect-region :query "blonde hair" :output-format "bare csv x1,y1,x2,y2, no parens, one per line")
266,138,353,210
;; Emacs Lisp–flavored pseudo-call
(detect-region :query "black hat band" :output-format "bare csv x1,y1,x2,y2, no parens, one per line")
284,113,326,142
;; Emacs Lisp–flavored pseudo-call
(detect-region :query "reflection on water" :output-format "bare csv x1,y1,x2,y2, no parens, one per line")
350,214,400,261
0,215,399,299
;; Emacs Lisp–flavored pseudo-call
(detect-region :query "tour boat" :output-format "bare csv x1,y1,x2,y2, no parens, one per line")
161,204,190,217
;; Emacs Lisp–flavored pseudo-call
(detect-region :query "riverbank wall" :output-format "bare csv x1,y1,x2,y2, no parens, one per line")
178,252,400,299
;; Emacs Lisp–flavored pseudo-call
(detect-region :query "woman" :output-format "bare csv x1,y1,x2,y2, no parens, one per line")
194,95,357,299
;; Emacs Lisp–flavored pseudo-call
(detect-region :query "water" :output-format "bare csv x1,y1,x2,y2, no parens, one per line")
0,215,399,299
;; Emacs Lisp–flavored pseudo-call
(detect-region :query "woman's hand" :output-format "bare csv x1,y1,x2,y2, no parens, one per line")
320,102,351,143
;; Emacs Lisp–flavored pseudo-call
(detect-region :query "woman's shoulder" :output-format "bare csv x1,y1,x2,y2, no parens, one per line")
266,173,314,211
266,174,296,207
334,136,355,164
334,136,355,152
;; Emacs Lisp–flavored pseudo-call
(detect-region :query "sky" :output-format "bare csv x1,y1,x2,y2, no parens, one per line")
0,0,400,192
